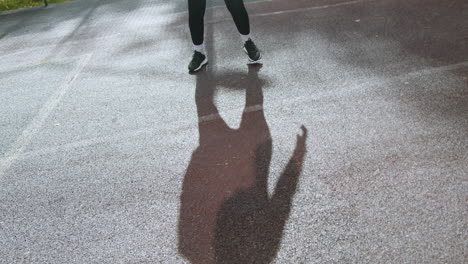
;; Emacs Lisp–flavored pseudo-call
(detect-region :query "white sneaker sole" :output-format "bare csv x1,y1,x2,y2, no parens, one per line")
243,47,262,64
190,58,208,73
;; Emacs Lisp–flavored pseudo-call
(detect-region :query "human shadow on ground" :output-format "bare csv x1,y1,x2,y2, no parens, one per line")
178,65,308,264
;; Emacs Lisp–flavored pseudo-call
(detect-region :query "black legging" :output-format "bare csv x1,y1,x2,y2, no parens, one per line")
188,0,251,45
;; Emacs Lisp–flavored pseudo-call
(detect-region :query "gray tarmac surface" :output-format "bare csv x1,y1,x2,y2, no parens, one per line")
0,0,467,263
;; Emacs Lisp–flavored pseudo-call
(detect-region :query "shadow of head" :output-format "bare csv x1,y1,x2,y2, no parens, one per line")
178,65,308,264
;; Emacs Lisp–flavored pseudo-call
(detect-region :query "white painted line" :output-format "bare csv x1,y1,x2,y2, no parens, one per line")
171,0,273,14
0,54,89,73
204,0,374,24
0,53,93,178
198,105,263,123
406,62,468,77
0,0,375,54
252,0,371,17
13,60,468,161
199,113,222,123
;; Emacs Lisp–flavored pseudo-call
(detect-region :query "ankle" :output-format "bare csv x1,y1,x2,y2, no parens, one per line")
193,43,206,55
240,34,252,43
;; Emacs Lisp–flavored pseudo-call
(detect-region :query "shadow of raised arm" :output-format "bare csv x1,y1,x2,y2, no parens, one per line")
214,126,308,264
270,125,308,231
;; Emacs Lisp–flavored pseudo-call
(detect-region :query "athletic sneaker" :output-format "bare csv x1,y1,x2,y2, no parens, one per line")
188,51,208,73
243,39,262,64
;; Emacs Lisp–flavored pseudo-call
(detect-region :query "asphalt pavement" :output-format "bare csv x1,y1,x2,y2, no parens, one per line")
0,0,467,263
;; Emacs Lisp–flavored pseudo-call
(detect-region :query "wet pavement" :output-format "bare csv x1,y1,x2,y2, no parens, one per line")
0,0,467,263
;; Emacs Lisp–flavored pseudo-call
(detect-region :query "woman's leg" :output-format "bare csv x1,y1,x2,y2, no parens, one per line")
224,0,262,63
224,0,250,36
188,0,209,72
188,0,207,46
